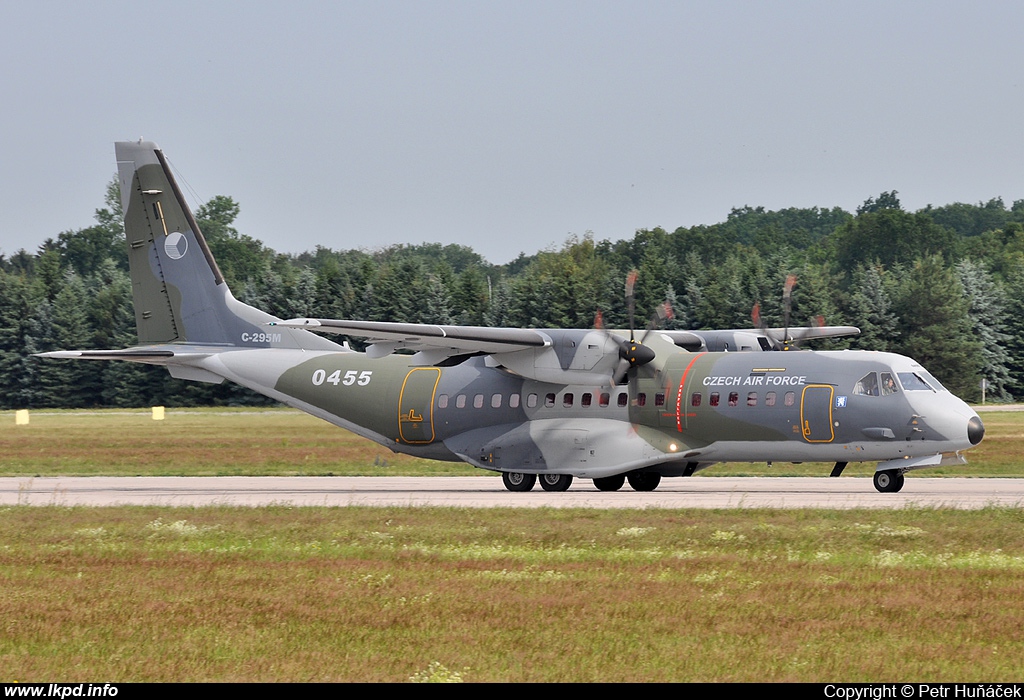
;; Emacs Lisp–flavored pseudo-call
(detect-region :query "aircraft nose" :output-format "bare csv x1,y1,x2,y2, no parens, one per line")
968,415,985,445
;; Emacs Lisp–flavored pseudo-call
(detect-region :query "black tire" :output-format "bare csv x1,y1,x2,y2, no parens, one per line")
593,474,626,492
627,472,662,492
502,471,536,492
539,473,573,492
873,469,901,493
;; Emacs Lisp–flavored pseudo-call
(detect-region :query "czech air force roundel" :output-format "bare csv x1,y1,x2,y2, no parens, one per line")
164,231,188,260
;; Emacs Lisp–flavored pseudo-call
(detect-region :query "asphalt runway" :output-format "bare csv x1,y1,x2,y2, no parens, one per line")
1,476,1022,509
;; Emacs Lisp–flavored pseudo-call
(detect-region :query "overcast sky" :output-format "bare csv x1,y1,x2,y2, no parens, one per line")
2,1,1022,265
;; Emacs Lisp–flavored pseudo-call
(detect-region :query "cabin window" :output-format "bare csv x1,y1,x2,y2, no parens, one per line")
784,391,795,406
473,394,484,409
527,393,538,408
747,392,758,407
456,394,467,409
545,393,556,407
765,391,777,407
599,392,610,407
728,392,739,407
880,373,898,396
691,392,701,407
655,393,665,407
581,392,592,407
563,393,574,408
509,393,521,408
491,393,502,408
618,393,628,407
854,372,880,396
709,392,720,407
636,393,647,407
437,394,449,409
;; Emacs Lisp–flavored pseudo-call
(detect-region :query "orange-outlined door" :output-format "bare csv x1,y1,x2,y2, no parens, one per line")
398,368,440,444
800,384,834,443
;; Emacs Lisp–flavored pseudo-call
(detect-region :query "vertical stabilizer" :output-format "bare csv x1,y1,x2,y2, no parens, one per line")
115,140,339,351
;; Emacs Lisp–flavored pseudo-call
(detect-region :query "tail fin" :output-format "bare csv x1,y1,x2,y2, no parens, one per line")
115,140,338,351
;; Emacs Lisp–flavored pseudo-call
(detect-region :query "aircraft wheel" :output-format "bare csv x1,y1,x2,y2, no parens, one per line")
502,471,536,492
627,473,662,492
539,473,573,492
593,475,626,492
873,469,902,493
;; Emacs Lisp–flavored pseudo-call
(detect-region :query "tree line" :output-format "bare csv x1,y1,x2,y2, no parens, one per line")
2,180,1022,408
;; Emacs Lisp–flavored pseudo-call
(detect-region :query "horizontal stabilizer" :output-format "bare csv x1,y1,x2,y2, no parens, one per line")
35,348,205,364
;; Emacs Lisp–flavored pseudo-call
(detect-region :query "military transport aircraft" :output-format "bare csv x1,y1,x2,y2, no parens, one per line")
38,141,985,493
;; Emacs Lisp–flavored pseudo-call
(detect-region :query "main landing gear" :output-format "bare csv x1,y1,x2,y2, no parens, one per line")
539,474,573,492
873,469,906,493
500,471,662,492
626,472,661,492
502,471,536,492
593,474,626,491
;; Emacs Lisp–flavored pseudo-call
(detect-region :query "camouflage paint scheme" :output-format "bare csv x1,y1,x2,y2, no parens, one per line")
39,141,984,493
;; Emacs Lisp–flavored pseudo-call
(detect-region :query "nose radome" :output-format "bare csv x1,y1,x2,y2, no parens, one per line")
968,416,985,445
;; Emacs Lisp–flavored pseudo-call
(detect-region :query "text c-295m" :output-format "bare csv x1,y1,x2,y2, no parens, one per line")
241,332,282,344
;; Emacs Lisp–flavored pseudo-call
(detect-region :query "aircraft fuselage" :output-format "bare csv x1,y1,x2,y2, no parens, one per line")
205,344,982,481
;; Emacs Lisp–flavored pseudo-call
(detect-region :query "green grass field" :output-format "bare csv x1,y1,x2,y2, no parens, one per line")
1,406,1020,477
2,505,1023,682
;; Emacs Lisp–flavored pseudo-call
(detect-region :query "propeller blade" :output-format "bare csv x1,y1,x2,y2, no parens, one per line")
782,273,797,345
625,269,638,340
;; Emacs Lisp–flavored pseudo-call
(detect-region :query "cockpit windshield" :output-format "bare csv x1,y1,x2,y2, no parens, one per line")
898,372,940,392
918,370,947,391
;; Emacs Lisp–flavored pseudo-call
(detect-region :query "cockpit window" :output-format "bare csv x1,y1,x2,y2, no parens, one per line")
880,372,898,396
853,372,879,396
898,372,935,391
919,370,947,391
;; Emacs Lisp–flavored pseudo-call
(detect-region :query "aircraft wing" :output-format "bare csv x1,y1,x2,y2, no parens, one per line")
271,318,636,384
780,325,860,341
271,318,549,358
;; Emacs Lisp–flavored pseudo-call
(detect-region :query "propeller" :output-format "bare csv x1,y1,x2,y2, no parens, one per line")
751,274,831,351
779,273,797,350
607,270,659,384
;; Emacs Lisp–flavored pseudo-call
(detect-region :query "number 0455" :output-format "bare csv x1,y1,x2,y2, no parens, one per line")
311,369,373,386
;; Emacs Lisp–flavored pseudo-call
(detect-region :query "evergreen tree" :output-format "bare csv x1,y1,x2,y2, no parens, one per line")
957,259,1011,401
890,256,982,399
0,271,42,408
845,264,899,352
1000,262,1024,398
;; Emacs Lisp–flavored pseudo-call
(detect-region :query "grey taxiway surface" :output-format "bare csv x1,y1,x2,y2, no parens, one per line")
1,476,1022,509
